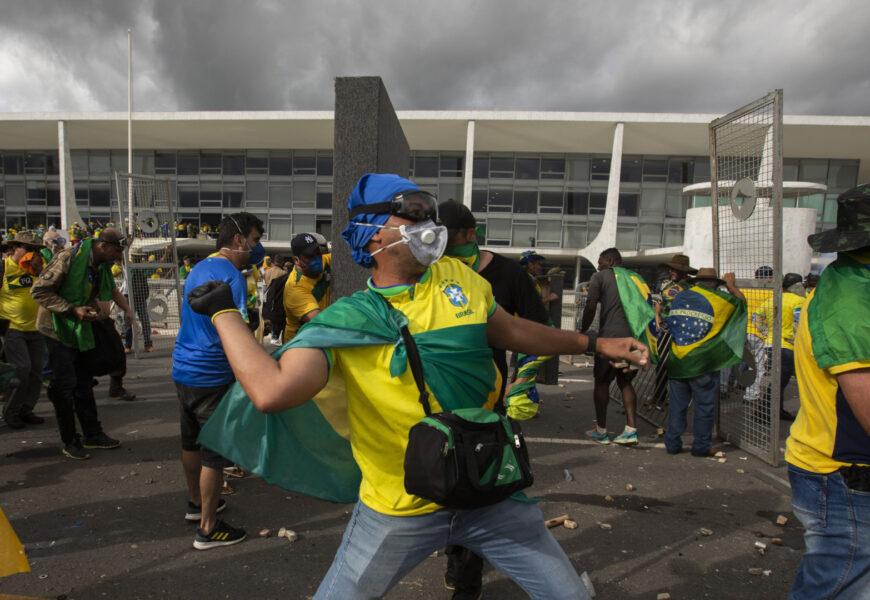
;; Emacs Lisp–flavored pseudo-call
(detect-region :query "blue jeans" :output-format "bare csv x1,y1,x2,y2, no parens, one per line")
788,465,870,599
315,499,589,600
665,372,719,454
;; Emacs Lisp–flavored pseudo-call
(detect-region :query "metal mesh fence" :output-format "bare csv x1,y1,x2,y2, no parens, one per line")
711,91,783,465
114,173,181,359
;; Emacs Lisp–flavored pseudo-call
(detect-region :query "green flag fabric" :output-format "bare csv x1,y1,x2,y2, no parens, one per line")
808,252,870,369
612,266,659,362
666,285,747,380
198,288,496,504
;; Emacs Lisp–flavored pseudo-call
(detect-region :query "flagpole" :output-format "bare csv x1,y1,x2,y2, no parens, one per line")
127,28,133,238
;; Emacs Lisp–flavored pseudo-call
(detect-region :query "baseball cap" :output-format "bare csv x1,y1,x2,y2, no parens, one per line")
292,233,320,257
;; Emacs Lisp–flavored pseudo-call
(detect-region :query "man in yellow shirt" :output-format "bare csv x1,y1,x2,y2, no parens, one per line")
784,184,870,598
0,232,46,428
777,272,806,421
187,173,648,598
283,233,331,341
742,266,774,405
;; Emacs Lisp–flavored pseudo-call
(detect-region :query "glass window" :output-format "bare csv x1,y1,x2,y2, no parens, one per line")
471,189,487,212
134,153,153,175
178,189,199,208
798,193,825,220
587,219,603,241
72,151,89,177
47,186,60,207
293,181,316,208
3,155,22,175
472,157,489,179
223,154,245,176
512,223,537,247
668,160,693,184
515,158,539,180
640,188,666,216
827,160,858,190
440,156,463,177
438,182,463,204
616,226,637,250
24,154,47,175
88,152,111,175
26,182,45,200
539,191,563,214
620,158,642,183
294,213,316,234
489,156,514,178
223,191,243,208
316,191,332,209
638,223,663,248
199,189,222,207
665,190,687,218
269,219,292,242
317,156,333,177
74,187,88,201
643,159,668,182
783,158,799,181
823,194,839,223
45,152,59,175
541,157,565,180
177,153,199,176
269,153,292,176
563,224,586,248
90,187,110,207
200,154,222,175
566,157,589,181
799,160,828,184
590,158,610,181
485,217,511,240
269,184,291,209
565,190,588,215
246,152,269,174
293,154,316,175
487,188,512,211
154,153,176,175
693,158,710,183
413,156,438,178
246,180,267,202
664,225,684,247
692,195,712,208
618,193,638,217
538,219,561,242
589,192,607,215
513,190,537,214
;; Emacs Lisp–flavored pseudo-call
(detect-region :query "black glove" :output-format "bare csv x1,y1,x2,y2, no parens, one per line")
187,281,238,319
247,308,260,332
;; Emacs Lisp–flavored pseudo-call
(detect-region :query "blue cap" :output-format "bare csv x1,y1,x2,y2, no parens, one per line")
341,173,420,266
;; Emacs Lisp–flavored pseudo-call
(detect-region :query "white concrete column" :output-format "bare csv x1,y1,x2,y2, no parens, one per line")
57,121,83,232
579,122,622,265
462,120,475,208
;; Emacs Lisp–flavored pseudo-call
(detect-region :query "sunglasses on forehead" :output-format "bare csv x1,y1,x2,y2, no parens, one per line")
348,190,438,222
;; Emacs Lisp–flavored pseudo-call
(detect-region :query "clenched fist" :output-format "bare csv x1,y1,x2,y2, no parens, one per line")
187,280,238,319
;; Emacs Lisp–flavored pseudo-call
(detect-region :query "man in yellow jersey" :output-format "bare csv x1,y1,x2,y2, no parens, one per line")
785,184,870,599
742,265,774,407
766,272,806,421
0,232,47,428
282,233,331,341
187,173,648,599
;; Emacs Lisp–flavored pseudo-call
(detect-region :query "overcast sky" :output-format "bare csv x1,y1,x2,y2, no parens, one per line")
1,0,868,116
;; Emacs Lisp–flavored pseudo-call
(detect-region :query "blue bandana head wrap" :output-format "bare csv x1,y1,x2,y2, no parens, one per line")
341,173,420,267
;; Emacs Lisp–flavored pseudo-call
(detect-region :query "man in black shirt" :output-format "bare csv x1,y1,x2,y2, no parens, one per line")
439,199,551,600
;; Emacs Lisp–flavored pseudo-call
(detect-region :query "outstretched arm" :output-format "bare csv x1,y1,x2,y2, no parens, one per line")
190,281,328,413
487,305,648,368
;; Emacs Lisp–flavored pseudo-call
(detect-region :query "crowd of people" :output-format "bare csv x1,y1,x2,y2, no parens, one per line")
1,176,867,599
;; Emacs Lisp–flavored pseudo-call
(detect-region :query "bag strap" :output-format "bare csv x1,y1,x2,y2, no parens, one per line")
375,292,432,417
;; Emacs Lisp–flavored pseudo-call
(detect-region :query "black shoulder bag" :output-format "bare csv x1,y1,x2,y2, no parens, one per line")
386,296,534,509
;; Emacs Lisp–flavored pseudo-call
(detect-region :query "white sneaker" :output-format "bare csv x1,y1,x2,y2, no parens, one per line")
269,337,282,346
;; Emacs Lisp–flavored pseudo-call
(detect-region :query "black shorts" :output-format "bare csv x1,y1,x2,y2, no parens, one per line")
593,355,638,384
176,381,234,469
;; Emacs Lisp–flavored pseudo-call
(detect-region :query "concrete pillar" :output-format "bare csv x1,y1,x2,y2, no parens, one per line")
462,120,475,208
578,122,622,265
57,121,83,232
332,77,410,300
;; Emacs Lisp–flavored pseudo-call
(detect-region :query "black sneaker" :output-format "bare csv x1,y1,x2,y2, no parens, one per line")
62,436,91,460
3,414,26,429
193,519,246,550
109,387,137,401
82,432,121,449
20,412,45,425
185,498,227,522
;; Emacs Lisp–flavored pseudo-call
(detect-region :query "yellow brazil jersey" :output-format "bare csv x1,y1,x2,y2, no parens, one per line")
780,292,806,351
743,288,773,343
0,258,39,331
785,288,870,473
283,253,332,340
325,257,499,516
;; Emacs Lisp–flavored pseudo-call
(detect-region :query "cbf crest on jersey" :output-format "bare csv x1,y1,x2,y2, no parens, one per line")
442,283,468,307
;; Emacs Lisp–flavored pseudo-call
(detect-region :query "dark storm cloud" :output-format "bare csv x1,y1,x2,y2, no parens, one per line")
1,0,868,115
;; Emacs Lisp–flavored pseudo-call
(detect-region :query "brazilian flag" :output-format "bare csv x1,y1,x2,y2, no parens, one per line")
808,253,870,369
612,267,659,362
666,285,747,379
198,288,496,504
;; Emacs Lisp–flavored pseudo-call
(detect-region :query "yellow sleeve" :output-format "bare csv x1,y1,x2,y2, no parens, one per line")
284,273,322,321
829,359,870,376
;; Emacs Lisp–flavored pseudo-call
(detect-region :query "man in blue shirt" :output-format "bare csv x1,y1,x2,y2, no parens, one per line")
171,212,264,550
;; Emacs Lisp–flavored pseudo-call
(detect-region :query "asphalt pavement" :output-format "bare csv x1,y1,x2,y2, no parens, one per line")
0,348,804,599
